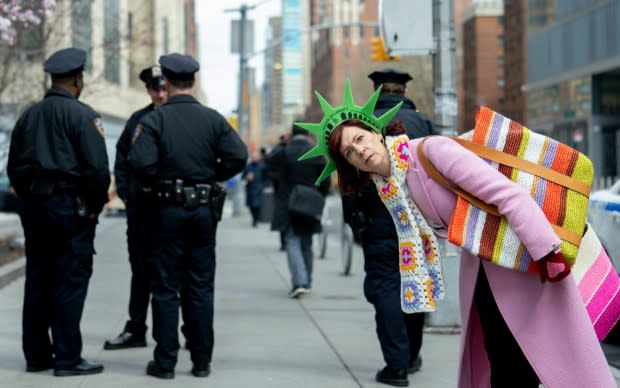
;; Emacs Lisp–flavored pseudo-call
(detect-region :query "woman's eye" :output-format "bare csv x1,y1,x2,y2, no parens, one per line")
357,135,364,143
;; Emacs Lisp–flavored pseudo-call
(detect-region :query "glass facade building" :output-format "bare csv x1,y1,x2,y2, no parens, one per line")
525,0,620,178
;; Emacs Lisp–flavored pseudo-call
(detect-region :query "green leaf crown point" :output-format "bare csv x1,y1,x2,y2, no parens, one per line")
293,80,403,185
343,79,355,107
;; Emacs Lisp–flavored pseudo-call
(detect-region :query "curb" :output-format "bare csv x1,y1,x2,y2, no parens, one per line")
0,257,25,289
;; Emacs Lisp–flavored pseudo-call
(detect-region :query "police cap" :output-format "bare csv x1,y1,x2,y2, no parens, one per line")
159,53,200,81
44,47,86,77
139,65,165,88
368,68,413,86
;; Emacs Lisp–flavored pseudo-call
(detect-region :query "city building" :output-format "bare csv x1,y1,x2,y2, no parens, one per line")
524,0,620,178
305,0,434,125
261,16,283,144
0,0,200,168
462,0,505,131
503,0,526,124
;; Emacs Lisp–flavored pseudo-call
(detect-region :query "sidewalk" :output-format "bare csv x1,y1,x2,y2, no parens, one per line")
0,211,459,387
0,210,617,387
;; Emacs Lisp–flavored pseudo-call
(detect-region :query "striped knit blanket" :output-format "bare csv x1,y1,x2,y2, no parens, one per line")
448,107,594,272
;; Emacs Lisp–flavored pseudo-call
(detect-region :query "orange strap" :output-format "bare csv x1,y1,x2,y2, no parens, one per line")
416,137,583,246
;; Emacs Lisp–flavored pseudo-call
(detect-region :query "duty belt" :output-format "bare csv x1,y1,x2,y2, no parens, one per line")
156,179,212,209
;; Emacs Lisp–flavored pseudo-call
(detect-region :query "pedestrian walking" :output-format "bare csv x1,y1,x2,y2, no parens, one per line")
242,150,266,227
128,53,247,379
104,65,168,350
297,81,616,388
7,47,110,377
265,133,291,251
342,68,438,387
265,124,329,298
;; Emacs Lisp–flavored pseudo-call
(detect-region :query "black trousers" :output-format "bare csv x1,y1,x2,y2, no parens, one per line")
364,250,425,369
19,195,96,369
474,265,539,388
150,204,216,371
124,204,151,335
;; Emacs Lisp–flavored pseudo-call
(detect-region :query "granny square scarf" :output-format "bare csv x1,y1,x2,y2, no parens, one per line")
372,135,445,313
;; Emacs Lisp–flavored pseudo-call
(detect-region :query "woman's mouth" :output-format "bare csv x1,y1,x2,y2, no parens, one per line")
365,154,373,164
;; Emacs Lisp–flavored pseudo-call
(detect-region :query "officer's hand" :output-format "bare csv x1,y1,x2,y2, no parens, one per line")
88,213,98,220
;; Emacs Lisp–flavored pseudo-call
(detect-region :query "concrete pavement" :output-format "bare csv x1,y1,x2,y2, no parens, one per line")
0,206,617,387
0,209,459,387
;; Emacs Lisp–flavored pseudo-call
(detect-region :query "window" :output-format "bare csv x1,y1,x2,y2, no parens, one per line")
498,56,504,67
71,0,92,71
127,12,133,41
374,26,380,36
163,17,169,54
497,36,504,48
343,25,350,39
498,79,505,88
104,0,120,83
343,47,349,59
359,23,365,38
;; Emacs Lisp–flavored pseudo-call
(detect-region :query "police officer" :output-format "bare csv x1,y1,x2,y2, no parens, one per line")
103,66,167,350
342,68,438,387
8,47,109,376
128,53,247,379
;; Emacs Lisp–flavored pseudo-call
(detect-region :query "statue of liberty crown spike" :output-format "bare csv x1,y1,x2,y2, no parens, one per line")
295,79,403,185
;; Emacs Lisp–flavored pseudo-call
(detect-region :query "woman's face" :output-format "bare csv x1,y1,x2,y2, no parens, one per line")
338,125,388,174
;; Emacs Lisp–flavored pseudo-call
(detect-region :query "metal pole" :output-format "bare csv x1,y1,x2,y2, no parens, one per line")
428,0,461,329
237,5,247,138
432,0,457,136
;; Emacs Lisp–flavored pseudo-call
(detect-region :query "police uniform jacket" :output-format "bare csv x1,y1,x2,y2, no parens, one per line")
8,88,110,214
127,94,247,186
114,103,155,202
374,95,438,138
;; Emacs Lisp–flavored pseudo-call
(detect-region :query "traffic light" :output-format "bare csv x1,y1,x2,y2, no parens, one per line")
370,37,401,61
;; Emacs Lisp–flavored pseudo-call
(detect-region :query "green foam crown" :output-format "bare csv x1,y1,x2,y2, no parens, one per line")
295,79,402,185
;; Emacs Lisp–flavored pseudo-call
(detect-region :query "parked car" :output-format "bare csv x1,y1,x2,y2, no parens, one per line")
588,179,620,273
0,174,19,213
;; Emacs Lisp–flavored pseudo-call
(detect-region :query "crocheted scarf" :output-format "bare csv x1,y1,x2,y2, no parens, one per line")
371,135,445,313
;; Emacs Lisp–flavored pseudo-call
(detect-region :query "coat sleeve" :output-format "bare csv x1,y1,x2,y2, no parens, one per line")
127,114,160,186
76,112,111,214
114,123,133,201
214,116,248,181
420,136,561,260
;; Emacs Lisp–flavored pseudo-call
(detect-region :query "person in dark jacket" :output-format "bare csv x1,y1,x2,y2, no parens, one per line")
242,150,266,227
128,53,247,379
104,66,168,350
342,68,438,387
264,133,291,250
265,125,329,298
7,48,109,377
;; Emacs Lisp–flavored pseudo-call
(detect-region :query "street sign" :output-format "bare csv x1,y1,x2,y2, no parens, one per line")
231,19,254,54
379,0,434,55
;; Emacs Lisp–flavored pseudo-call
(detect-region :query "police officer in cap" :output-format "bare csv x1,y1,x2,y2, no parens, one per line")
8,47,109,376
103,66,167,350
342,68,438,387
129,53,247,379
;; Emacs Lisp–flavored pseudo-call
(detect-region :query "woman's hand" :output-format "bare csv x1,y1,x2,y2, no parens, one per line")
536,251,571,283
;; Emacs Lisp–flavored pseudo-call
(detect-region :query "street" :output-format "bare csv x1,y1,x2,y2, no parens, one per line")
0,205,462,388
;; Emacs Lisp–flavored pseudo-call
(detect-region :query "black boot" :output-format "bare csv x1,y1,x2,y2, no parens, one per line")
375,366,409,387
146,360,174,379
408,355,422,374
103,331,147,350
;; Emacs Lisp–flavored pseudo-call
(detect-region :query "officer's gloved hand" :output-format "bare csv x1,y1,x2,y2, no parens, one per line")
536,251,571,283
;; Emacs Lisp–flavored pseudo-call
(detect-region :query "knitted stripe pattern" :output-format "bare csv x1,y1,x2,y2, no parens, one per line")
448,107,594,272
372,135,445,313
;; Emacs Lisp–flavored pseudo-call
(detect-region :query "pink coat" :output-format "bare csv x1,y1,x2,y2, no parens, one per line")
406,137,615,388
